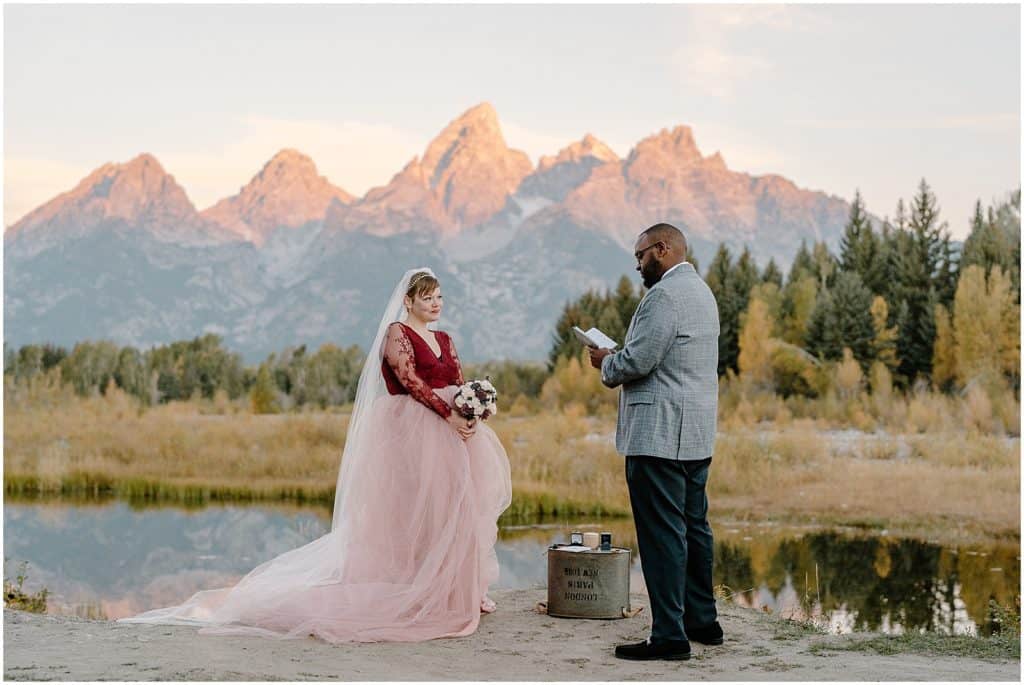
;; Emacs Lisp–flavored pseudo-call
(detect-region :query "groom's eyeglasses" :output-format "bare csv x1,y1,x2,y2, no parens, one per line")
634,241,663,264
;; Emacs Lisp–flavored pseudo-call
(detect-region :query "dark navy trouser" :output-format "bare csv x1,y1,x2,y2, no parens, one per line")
626,454,717,642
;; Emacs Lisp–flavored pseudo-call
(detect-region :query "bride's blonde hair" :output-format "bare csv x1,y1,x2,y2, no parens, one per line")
406,271,440,300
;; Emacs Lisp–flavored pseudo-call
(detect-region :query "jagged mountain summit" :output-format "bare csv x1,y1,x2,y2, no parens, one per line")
325,102,533,239
201,149,354,245
6,153,233,258
5,103,854,361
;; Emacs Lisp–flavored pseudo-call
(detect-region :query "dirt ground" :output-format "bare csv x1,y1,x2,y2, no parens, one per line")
4,588,1019,681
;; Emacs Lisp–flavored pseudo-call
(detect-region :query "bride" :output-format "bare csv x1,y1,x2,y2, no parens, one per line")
120,268,512,642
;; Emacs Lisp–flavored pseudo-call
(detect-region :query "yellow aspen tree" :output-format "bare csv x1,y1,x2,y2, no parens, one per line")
738,294,776,390
870,296,899,373
932,303,957,388
953,266,1009,386
834,347,864,400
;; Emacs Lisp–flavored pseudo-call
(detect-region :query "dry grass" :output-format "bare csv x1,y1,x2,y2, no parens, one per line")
4,379,347,504
3,378,629,517
491,404,630,518
4,377,1019,538
711,428,1020,541
718,379,1021,438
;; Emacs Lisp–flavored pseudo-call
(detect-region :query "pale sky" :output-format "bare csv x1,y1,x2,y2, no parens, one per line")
4,3,1020,239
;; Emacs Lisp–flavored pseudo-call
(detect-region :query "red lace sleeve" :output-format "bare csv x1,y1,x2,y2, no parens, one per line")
446,332,465,386
384,323,452,419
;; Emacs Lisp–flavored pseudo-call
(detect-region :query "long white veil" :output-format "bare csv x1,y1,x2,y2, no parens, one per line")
122,264,511,642
120,268,441,630
331,267,434,530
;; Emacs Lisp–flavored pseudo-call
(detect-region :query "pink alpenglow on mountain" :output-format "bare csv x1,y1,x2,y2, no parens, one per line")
201,149,354,245
561,125,848,247
5,153,230,253
420,102,533,231
6,102,851,256
323,156,450,238
326,103,533,238
513,134,621,205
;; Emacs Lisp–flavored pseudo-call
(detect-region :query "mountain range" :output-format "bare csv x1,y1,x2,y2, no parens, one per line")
5,102,853,362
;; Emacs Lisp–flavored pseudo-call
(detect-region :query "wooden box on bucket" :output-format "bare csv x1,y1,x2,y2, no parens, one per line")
546,546,631,619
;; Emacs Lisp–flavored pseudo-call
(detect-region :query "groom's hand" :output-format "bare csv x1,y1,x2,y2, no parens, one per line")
588,347,613,370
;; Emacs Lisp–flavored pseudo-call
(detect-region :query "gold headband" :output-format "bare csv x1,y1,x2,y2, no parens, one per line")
408,272,431,289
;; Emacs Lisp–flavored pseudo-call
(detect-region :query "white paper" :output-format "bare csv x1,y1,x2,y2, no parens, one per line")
572,326,618,349
555,545,593,552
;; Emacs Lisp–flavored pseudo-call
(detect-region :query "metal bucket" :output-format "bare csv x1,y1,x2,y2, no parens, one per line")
546,546,631,619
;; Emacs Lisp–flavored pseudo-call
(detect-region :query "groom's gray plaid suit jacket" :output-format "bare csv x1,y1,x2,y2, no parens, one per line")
600,263,720,461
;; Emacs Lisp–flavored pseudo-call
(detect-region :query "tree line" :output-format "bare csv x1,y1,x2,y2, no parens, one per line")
4,335,364,412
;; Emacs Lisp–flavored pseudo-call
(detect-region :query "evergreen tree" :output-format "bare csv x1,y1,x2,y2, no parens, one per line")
548,277,640,369
875,221,905,307
805,271,876,367
992,189,1021,295
892,179,953,381
703,245,761,375
961,197,1017,288
787,240,816,285
613,275,641,326
894,197,909,231
804,289,834,360
705,244,739,375
839,191,875,270
761,258,783,288
732,247,760,300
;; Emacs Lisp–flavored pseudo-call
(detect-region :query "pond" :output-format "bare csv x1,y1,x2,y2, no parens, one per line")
4,500,1018,636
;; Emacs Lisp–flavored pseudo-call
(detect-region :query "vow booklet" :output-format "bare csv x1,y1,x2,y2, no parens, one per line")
572,326,618,349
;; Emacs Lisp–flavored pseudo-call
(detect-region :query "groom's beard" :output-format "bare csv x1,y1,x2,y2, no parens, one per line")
641,267,661,289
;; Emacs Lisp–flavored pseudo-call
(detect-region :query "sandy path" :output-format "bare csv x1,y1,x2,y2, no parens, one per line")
4,589,1018,681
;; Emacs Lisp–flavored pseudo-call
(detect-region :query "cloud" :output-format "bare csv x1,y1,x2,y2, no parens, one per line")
789,113,1020,131
674,5,827,99
674,47,772,99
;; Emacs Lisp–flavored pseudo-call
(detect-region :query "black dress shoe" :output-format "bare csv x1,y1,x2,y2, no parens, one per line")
615,639,691,661
686,621,724,645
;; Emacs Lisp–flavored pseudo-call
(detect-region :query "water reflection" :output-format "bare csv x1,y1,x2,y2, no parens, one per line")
4,501,1018,636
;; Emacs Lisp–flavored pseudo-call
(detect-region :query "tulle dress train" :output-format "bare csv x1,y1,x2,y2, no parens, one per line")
120,320,512,643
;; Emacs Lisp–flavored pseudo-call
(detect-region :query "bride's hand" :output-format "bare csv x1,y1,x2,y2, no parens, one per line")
447,413,476,441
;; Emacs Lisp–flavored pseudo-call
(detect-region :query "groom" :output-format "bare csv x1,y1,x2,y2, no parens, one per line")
588,223,722,661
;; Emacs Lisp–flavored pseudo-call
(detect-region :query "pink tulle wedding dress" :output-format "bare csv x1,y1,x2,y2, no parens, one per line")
120,270,512,643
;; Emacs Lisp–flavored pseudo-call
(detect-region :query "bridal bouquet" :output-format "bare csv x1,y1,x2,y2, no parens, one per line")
453,378,498,421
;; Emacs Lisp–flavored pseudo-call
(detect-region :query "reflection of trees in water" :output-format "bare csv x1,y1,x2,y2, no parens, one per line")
714,542,754,596
714,533,1020,635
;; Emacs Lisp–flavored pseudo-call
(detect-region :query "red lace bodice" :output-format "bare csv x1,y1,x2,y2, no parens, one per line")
382,322,465,418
